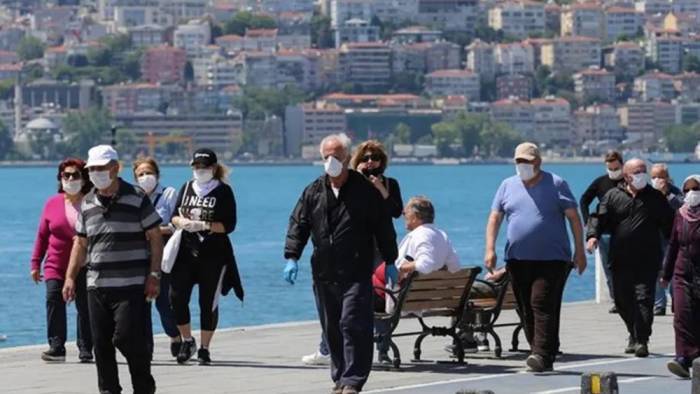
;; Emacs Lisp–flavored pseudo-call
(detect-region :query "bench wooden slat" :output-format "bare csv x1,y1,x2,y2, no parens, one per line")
403,299,461,312
405,288,465,301
410,278,472,290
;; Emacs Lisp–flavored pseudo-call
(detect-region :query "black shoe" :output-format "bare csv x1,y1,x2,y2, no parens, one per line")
654,308,666,316
177,338,196,364
341,386,359,394
667,358,691,378
197,348,211,365
170,341,181,358
624,337,636,354
78,347,93,363
609,305,618,314
634,342,649,358
377,351,392,365
526,354,553,372
41,344,66,362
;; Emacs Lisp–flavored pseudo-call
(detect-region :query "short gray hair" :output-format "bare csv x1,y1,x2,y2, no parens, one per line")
406,196,435,224
319,133,352,158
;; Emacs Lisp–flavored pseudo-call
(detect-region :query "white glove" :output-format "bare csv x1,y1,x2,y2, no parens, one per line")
174,218,193,231
183,220,209,233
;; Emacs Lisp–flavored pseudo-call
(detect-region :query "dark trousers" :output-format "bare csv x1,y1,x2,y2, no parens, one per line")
506,260,570,360
145,274,180,353
170,251,226,331
612,263,657,343
673,277,700,360
88,288,155,394
45,268,92,351
315,280,374,390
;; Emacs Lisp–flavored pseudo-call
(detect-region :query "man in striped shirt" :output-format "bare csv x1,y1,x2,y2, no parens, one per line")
63,145,163,394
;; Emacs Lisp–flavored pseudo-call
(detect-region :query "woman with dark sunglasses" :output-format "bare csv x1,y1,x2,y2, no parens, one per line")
663,175,700,378
30,158,93,363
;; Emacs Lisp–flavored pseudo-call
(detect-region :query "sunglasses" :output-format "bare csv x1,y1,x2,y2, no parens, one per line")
361,153,382,163
61,171,81,180
684,186,700,193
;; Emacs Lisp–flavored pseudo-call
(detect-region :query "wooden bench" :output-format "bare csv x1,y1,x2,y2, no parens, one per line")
373,266,482,368
462,274,524,358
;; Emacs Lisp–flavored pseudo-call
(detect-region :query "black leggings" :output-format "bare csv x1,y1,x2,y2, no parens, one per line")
169,250,227,331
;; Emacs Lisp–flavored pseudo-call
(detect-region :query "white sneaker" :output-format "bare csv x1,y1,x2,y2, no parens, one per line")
301,351,330,365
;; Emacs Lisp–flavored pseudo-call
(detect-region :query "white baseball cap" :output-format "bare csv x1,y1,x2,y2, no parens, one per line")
86,145,119,168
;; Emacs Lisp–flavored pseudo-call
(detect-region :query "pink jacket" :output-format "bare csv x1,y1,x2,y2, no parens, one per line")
31,194,78,281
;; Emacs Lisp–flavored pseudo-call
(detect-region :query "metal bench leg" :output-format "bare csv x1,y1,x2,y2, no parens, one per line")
412,333,429,361
510,324,523,352
488,328,503,358
389,340,401,369
449,331,465,364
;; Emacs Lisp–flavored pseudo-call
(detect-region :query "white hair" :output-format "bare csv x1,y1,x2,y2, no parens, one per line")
319,133,352,158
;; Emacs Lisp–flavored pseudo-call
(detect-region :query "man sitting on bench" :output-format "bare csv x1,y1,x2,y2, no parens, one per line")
373,196,461,364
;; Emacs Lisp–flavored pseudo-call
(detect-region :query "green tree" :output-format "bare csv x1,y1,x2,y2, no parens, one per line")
311,13,334,48
431,121,459,157
17,36,46,61
224,11,277,36
480,121,522,158
683,54,700,73
390,71,423,93
394,123,412,144
664,124,700,153
121,50,142,81
115,130,137,157
0,119,12,160
62,108,113,157
183,61,194,82
0,79,14,100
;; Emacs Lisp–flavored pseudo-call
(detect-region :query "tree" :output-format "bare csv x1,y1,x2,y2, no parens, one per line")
480,121,522,158
17,36,46,61
67,54,89,67
61,108,113,157
431,121,459,157
121,50,142,81
211,23,223,42
390,71,423,93
234,86,307,120
0,79,14,100
183,61,194,83
683,54,700,73
0,119,12,160
311,13,334,49
224,11,277,36
115,130,137,157
664,124,700,153
394,123,412,144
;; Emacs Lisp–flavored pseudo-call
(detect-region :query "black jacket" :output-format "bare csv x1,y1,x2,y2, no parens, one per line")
580,174,623,225
285,171,398,283
587,184,674,268
381,176,403,219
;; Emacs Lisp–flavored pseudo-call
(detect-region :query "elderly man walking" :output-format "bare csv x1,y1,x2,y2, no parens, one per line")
587,158,674,357
62,145,163,394
284,133,397,394
485,142,586,372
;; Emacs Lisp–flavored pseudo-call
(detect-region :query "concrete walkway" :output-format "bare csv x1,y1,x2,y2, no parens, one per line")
0,302,689,394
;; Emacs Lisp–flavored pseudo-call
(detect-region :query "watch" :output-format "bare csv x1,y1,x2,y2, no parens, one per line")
149,271,161,280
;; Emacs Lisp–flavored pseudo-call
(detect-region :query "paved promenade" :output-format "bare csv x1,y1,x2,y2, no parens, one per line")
0,302,689,393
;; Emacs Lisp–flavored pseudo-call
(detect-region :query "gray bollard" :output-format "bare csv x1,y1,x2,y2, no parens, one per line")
580,372,619,394
692,358,700,394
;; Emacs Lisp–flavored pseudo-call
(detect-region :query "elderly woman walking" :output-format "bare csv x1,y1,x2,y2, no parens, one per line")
663,175,700,378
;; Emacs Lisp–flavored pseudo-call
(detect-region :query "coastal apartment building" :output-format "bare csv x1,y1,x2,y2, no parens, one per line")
21,79,96,112
193,55,238,88
490,96,572,147
391,41,461,75
561,3,605,40
488,1,546,39
647,33,683,74
173,20,211,58
494,42,535,75
330,0,373,28
141,45,187,84
574,104,624,146
496,73,533,100
284,102,347,157
101,83,177,115
618,100,677,149
232,52,277,88
545,3,561,35
334,19,380,48
604,42,645,76
129,24,167,47
573,67,616,103
339,42,392,91
425,69,480,100
604,6,643,41
466,39,496,81
414,0,479,33
633,72,677,101
541,36,601,73
674,72,700,101
635,0,700,15
114,111,243,156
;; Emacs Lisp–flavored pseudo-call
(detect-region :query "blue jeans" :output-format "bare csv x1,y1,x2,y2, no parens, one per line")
599,234,614,299
654,240,671,311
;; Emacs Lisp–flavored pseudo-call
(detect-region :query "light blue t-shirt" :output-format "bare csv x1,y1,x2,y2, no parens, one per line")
491,171,577,262
150,184,178,224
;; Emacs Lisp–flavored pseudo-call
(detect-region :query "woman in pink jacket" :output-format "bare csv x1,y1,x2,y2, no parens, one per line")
31,158,93,363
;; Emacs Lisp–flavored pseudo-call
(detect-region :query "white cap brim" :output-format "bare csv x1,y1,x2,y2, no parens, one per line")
86,158,112,168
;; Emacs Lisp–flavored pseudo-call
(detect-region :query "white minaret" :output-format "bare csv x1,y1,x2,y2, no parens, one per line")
13,72,21,139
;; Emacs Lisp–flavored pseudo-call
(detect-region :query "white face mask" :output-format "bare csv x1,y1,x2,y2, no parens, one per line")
193,168,214,184
324,156,343,178
515,163,536,181
89,170,113,190
651,177,666,191
685,190,700,207
62,179,82,196
137,174,157,193
630,173,648,190
607,169,622,180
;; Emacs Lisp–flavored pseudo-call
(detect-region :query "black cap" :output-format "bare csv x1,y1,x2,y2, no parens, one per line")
191,148,217,167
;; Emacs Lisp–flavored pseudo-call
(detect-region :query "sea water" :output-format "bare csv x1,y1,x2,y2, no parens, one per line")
1,163,697,348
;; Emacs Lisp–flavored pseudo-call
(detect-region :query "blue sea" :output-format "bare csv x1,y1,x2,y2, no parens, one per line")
1,163,697,348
